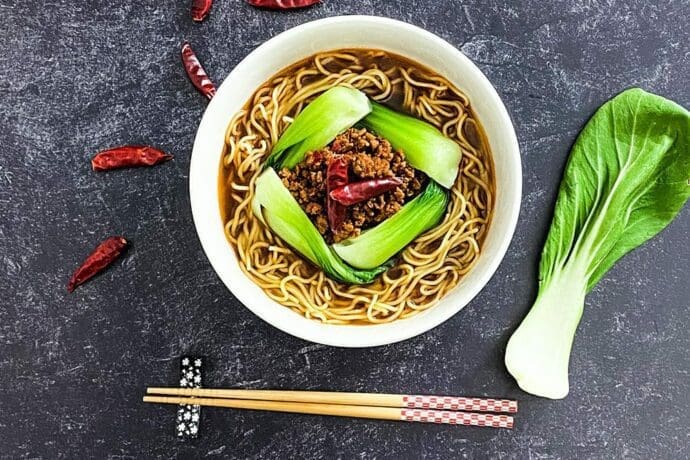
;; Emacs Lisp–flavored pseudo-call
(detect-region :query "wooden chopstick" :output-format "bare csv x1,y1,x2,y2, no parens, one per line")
143,395,514,428
146,387,517,413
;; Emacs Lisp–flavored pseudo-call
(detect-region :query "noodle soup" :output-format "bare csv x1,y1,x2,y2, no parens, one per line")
219,49,495,325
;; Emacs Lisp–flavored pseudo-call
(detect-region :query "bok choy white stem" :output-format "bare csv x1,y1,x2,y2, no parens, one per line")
505,88,690,399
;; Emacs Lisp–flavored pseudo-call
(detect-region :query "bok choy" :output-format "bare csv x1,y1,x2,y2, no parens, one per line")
505,88,690,399
252,168,389,284
254,86,459,284
361,102,462,188
333,181,449,269
265,86,371,169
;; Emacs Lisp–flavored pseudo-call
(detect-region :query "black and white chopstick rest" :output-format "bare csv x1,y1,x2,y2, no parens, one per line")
176,356,203,439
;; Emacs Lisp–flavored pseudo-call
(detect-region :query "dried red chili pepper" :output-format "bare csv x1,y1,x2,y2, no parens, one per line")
329,177,403,206
191,0,213,22
67,237,129,292
181,41,216,100
91,146,172,171
326,157,348,230
248,0,321,10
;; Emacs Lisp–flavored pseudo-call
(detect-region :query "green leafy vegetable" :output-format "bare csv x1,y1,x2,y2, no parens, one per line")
360,102,462,188
333,181,449,269
265,86,371,170
255,87,459,284
251,168,389,284
505,88,690,399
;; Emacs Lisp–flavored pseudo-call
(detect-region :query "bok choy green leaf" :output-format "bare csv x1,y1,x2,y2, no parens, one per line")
505,88,690,399
333,181,449,269
360,102,462,188
265,86,371,170
251,168,389,284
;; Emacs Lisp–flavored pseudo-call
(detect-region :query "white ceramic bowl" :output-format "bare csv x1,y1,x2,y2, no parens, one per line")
190,16,521,347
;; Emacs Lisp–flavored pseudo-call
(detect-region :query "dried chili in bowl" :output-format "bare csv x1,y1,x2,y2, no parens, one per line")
248,0,321,10
181,41,216,100
326,156,348,230
91,146,172,171
67,237,129,292
191,0,213,22
329,178,403,206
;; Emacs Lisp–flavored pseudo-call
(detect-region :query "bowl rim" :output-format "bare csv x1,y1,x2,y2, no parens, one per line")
189,15,522,347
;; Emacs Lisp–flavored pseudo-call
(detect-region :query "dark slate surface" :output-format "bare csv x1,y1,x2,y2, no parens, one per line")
1,0,688,458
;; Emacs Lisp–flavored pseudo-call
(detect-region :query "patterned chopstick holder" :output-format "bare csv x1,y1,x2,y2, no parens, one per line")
176,356,203,439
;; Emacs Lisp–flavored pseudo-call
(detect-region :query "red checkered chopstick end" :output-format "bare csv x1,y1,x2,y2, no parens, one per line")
403,395,518,413
399,409,514,429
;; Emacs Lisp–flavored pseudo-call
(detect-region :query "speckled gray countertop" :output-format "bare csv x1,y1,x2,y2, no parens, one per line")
1,0,689,458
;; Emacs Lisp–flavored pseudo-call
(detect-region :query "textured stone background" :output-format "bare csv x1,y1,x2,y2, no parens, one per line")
1,0,689,458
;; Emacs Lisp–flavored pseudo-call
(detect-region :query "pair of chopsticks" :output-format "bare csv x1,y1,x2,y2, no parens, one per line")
144,388,517,428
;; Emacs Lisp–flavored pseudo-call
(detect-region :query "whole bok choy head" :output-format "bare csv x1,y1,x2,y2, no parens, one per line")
505,88,690,399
